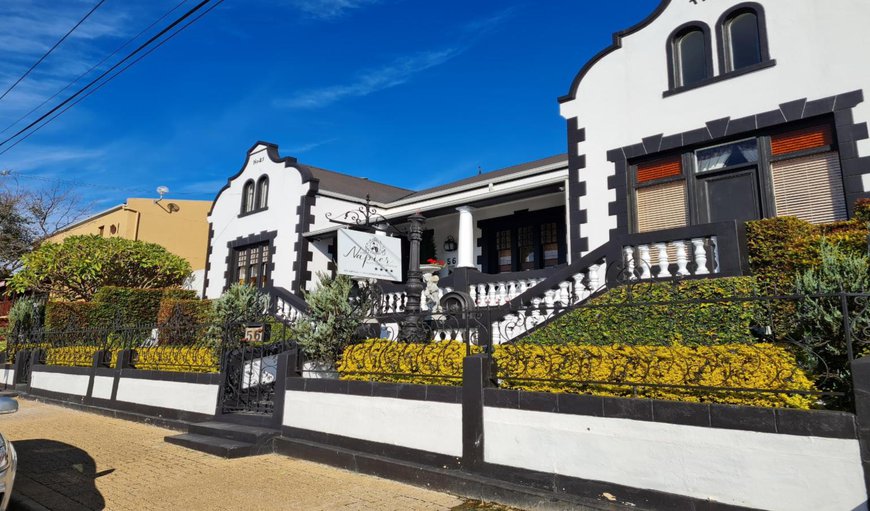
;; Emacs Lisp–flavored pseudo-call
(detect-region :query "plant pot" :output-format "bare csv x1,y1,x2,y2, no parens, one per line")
419,264,444,274
302,360,339,379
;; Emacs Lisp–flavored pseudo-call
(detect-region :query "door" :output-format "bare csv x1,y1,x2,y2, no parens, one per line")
696,168,763,224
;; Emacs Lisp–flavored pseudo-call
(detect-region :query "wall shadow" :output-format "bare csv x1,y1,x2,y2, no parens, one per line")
11,439,108,510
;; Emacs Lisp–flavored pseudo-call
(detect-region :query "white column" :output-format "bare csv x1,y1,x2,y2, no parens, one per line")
456,206,476,268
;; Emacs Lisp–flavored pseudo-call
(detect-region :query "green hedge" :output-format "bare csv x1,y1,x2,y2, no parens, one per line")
156,298,213,345
521,277,759,346
46,287,204,330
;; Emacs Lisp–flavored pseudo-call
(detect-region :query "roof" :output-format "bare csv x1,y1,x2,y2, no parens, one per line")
399,154,568,201
306,165,414,203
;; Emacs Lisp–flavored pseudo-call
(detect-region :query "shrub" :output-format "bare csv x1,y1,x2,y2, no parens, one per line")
132,346,218,373
210,284,270,345
45,346,108,368
9,235,191,301
339,340,477,386
494,343,815,409
157,298,213,345
92,287,165,325
6,297,43,338
44,301,102,332
521,277,760,346
290,273,373,365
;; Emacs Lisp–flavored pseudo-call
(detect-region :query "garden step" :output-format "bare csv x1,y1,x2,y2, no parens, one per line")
187,420,280,445
164,433,269,459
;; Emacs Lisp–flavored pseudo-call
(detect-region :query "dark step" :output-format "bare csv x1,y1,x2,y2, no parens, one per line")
274,437,630,511
164,433,270,459
188,420,280,445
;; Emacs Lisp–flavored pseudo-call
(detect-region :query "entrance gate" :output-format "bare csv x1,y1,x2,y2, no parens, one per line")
218,340,295,415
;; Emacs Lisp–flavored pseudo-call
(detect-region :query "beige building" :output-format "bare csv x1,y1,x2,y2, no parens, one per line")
47,198,212,294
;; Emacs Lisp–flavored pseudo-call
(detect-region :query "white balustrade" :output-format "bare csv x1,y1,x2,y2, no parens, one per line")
623,247,636,280
691,238,709,275
674,240,690,276
654,242,671,278
638,245,652,279
621,236,719,281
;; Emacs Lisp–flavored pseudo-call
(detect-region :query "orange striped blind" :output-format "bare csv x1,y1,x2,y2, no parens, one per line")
771,125,833,156
636,157,682,183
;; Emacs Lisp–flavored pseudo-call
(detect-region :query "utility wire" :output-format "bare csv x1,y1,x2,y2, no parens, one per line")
0,0,215,151
0,0,108,102
1,0,191,135
0,0,225,157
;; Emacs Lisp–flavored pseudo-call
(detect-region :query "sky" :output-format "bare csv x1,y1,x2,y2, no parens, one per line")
0,0,660,209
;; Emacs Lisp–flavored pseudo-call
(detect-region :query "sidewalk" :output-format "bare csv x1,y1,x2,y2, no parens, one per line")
2,399,484,511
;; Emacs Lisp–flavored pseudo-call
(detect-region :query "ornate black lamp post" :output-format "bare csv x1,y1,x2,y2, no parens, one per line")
399,213,427,342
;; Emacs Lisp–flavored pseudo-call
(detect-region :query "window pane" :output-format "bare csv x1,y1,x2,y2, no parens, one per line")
696,139,758,173
497,230,512,272
677,30,707,87
518,226,535,271
244,184,255,212
258,178,269,209
541,223,559,268
728,12,762,71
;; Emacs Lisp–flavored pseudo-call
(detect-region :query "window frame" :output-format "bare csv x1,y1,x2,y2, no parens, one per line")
716,3,771,75
240,174,270,217
666,21,714,92
629,118,844,232
225,231,277,292
479,207,567,274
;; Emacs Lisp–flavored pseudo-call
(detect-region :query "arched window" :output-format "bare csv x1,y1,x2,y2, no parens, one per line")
667,22,712,91
242,180,255,213
718,4,770,74
674,28,709,87
256,176,269,210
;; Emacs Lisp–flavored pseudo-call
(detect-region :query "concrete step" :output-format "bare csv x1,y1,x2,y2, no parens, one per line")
187,421,280,445
164,433,270,459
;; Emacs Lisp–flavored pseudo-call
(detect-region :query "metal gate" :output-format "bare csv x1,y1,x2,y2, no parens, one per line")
14,349,38,386
219,341,294,415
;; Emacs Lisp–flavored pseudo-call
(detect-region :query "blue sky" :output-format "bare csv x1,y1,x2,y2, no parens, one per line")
0,0,659,208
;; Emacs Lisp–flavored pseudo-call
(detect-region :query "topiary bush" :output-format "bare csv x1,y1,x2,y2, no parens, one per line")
520,277,760,346
209,284,270,345
92,287,165,325
157,298,213,345
339,340,478,385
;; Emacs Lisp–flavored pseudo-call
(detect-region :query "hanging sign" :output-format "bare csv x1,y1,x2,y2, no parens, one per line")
337,229,403,281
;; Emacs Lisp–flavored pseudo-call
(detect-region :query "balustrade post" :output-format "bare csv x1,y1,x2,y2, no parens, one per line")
691,238,709,275
654,242,671,278
589,264,601,293
572,274,585,303
558,281,571,306
623,247,637,280
638,245,652,279
673,241,690,276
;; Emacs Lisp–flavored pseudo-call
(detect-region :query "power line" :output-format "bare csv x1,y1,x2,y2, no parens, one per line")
0,0,216,152
0,0,225,157
0,0,108,102
0,0,191,136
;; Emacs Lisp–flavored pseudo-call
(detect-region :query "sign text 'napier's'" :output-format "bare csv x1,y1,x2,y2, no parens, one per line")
337,229,402,281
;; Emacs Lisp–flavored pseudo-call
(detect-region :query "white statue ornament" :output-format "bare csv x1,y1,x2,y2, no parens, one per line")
422,272,441,313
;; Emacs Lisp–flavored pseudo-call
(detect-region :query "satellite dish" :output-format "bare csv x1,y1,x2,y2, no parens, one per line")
156,186,169,197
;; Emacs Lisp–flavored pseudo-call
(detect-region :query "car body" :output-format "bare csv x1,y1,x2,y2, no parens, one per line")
0,397,18,511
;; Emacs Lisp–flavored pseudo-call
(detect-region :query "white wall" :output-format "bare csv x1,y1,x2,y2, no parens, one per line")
205,143,307,298
115,378,218,415
31,371,90,397
560,0,870,254
91,375,113,400
283,391,462,457
484,407,867,511
0,368,13,387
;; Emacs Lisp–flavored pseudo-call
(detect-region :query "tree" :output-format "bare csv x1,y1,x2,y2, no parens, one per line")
8,235,191,301
0,180,91,279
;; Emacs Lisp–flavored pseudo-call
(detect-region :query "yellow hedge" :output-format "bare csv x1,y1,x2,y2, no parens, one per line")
41,346,218,373
338,340,816,409
339,340,479,385
133,346,218,373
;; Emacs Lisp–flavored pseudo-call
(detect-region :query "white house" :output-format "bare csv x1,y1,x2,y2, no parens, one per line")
204,0,870,329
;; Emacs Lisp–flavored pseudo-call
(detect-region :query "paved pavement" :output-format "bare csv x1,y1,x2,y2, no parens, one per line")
1,399,499,511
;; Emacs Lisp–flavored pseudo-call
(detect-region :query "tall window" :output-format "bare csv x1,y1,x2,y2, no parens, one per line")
234,243,270,288
724,11,762,71
256,176,269,210
673,26,710,88
242,180,255,214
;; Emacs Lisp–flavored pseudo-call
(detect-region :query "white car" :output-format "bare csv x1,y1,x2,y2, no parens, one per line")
0,397,18,511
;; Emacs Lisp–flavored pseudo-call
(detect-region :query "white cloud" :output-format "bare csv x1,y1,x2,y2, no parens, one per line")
275,48,463,109
285,0,383,20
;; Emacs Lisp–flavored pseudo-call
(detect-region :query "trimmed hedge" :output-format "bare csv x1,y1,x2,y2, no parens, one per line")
338,340,815,409
45,346,112,368
339,340,479,386
44,301,102,332
46,288,205,330
521,277,760,346
133,346,218,373
157,298,213,345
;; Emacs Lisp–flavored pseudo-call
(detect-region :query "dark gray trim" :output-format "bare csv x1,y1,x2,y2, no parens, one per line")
665,21,715,92
663,59,776,98
208,141,315,217
715,2,771,75
202,223,214,297
607,90,870,237
484,388,856,439
559,0,671,104
292,182,318,295
566,118,588,259
223,230,278,292
280,426,461,469
285,377,462,404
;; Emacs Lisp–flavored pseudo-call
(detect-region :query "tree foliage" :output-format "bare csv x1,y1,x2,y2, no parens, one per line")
209,283,270,344
9,235,191,301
